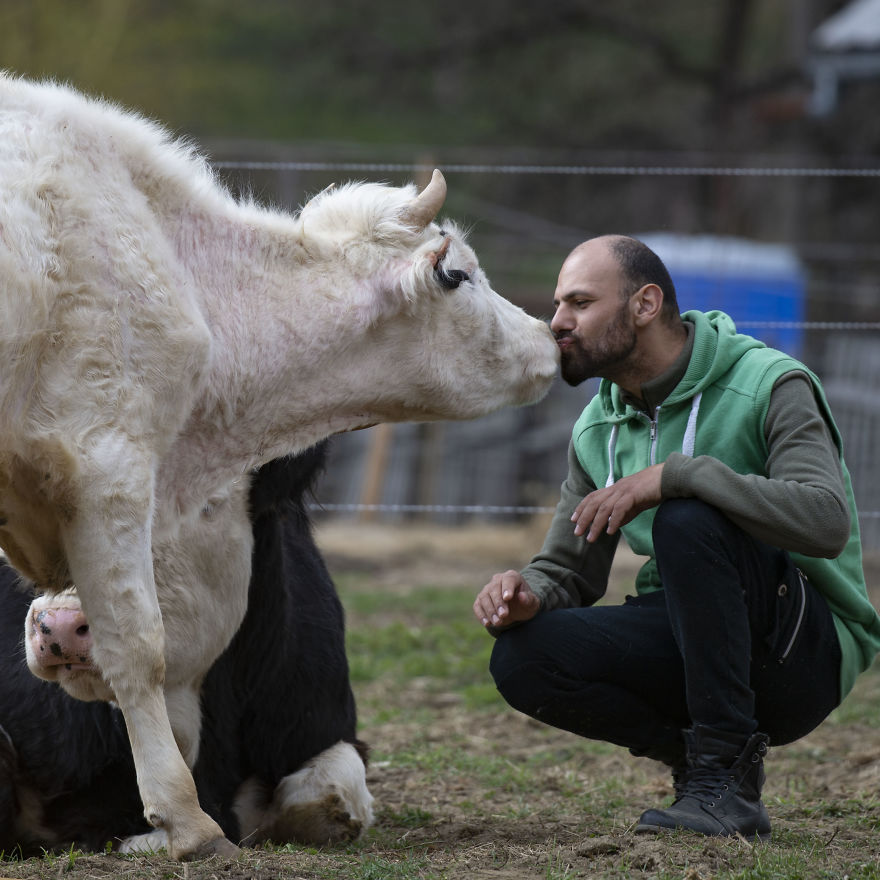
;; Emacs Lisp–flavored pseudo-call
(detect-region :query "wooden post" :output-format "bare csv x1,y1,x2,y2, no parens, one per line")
359,423,394,521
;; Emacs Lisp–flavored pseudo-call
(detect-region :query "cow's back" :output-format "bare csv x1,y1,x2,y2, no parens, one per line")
0,74,215,589
0,74,206,375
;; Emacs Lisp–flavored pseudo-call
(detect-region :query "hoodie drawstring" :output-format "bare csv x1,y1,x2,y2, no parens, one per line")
682,392,703,458
604,393,703,488
604,425,619,488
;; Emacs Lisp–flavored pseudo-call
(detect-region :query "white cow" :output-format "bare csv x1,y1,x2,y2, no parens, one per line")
0,74,558,860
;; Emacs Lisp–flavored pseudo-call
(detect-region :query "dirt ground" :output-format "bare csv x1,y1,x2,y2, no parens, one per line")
3,519,878,879
314,518,880,878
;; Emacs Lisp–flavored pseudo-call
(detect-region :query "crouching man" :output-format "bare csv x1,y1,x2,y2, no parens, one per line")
474,235,880,840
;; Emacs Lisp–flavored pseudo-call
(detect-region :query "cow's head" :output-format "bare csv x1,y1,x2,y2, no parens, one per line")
296,171,559,424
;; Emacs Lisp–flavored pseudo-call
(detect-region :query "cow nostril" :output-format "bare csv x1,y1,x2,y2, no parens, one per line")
76,625,89,637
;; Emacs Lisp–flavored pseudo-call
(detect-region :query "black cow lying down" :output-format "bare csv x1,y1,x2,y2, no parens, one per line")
0,445,373,856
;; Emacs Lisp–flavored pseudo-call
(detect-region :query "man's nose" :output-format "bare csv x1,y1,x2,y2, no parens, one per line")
550,305,572,335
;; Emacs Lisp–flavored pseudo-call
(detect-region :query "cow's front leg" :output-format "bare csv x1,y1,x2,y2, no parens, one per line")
60,469,236,861
165,684,203,769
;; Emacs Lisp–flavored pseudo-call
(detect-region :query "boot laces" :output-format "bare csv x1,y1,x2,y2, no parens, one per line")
677,767,735,806
676,738,768,805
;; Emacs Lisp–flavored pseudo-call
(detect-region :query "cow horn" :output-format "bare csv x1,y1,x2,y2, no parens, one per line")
402,169,447,230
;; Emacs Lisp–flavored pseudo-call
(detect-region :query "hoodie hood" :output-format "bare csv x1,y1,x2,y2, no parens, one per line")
599,310,767,420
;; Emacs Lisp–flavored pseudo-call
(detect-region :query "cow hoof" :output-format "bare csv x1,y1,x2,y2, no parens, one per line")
274,792,364,845
183,835,240,861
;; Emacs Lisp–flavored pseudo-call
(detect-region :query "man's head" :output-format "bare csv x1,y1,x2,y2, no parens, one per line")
551,235,681,389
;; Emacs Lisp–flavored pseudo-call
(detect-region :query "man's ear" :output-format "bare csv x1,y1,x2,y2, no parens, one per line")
631,283,664,326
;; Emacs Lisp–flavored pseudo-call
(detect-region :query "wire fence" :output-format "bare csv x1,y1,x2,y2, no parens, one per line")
309,322,880,545
215,160,880,178
217,156,880,546
310,502,880,519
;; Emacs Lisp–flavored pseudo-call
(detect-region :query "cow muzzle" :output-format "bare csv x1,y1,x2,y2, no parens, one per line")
25,594,114,701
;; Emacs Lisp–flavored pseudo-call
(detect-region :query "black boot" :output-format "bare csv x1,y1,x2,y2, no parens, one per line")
628,740,688,798
635,725,771,841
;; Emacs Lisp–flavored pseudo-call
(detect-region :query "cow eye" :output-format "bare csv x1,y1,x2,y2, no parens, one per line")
434,265,470,290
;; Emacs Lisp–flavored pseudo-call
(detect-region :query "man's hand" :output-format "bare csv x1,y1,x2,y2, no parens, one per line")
571,463,665,542
473,570,540,629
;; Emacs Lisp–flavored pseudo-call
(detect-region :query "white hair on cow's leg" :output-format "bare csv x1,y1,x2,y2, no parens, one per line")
233,742,374,846
118,829,169,854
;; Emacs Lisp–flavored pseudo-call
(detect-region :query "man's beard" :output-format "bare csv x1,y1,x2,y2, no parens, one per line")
557,302,637,387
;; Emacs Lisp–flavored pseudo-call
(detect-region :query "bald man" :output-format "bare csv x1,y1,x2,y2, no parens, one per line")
474,236,879,840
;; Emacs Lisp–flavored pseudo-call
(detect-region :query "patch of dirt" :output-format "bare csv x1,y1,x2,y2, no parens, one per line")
3,522,877,879
314,519,880,873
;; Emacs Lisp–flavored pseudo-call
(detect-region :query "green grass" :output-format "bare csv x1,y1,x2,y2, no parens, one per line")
336,575,880,880
3,568,879,879
347,617,491,683
342,581,499,710
824,661,880,727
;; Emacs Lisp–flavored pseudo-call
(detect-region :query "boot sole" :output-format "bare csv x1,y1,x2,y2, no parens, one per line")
635,821,771,843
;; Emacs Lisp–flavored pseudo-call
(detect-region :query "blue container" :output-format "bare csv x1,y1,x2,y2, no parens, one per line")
639,234,805,358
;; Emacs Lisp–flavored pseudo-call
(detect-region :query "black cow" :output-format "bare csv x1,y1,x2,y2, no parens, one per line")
0,445,372,856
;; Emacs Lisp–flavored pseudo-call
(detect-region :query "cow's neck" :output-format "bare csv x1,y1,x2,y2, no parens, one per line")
157,205,400,516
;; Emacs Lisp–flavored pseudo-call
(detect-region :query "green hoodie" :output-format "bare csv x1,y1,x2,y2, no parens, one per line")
568,310,880,700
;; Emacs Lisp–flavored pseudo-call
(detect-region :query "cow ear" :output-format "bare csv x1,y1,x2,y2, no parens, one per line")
427,237,451,268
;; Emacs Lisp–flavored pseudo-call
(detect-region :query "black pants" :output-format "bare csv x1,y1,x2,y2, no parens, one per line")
490,499,841,753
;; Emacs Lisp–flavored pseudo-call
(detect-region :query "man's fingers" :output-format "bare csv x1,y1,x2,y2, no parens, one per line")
572,489,635,540
473,587,504,625
589,498,623,540
474,571,536,628
499,570,523,602
473,593,494,625
474,571,516,625
572,496,611,539
491,571,524,623
572,466,665,541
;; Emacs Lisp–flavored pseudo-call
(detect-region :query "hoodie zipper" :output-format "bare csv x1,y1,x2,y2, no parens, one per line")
604,396,699,487
649,405,661,465
632,408,661,468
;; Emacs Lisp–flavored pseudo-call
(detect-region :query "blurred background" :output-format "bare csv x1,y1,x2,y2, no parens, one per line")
3,0,878,547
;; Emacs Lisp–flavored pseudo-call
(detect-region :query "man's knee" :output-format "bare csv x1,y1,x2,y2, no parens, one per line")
652,498,784,589
488,630,527,692
652,498,727,547
489,631,547,716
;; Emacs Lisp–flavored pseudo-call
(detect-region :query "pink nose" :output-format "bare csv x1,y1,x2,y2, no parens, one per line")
31,605,93,669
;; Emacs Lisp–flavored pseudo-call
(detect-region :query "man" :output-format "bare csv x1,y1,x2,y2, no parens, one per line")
473,235,880,840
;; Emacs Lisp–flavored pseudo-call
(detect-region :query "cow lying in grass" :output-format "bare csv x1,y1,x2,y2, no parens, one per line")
0,73,557,859
2,446,372,855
